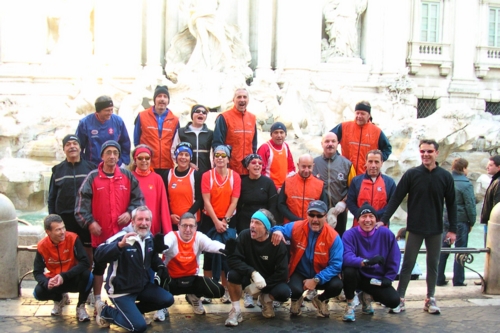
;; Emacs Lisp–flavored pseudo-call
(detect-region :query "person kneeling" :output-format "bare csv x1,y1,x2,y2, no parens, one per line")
225,209,290,326
341,203,401,322
94,206,174,332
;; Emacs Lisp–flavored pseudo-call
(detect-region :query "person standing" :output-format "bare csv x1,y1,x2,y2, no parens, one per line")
212,88,257,175
437,158,476,287
48,134,96,264
480,155,500,246
380,139,457,315
313,132,356,236
171,104,213,174
76,95,131,166
257,122,296,191
134,85,180,174
330,101,392,175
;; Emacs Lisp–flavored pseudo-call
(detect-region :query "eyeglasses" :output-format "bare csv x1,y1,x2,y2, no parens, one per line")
214,153,227,158
419,149,435,154
137,156,151,161
104,150,119,156
193,109,208,115
179,224,197,230
308,212,326,219
250,160,263,165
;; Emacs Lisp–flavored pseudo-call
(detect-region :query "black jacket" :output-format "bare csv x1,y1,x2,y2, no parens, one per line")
177,123,213,174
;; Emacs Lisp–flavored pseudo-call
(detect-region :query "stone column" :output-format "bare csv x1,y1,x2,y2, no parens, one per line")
484,203,500,294
145,0,163,72
254,0,274,78
0,194,18,299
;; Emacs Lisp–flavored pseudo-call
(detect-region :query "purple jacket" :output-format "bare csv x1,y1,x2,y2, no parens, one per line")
342,226,400,281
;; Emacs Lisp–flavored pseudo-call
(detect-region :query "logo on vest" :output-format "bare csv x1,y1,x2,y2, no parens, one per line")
171,183,177,189
91,130,98,135
260,255,269,260
108,128,114,135
337,173,345,181
377,186,382,192
149,184,154,190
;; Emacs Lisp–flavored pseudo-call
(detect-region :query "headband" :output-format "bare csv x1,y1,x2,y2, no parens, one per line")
251,211,271,231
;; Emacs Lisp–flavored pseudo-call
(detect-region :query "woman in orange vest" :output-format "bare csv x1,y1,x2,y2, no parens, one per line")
130,144,172,235
200,145,241,304
162,142,203,230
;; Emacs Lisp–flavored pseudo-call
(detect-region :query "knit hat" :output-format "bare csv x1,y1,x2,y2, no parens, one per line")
355,102,371,114
100,140,121,157
214,145,231,159
95,96,113,113
307,200,328,214
270,122,287,135
242,154,262,168
174,142,193,160
251,210,271,231
190,104,208,120
357,202,376,220
154,85,170,101
62,134,80,147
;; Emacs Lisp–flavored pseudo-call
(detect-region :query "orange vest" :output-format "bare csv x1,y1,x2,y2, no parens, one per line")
288,220,337,278
167,168,199,222
220,107,256,175
167,232,198,278
264,141,288,189
138,107,179,169
340,121,381,175
37,232,79,278
284,174,324,224
207,169,235,218
353,175,387,227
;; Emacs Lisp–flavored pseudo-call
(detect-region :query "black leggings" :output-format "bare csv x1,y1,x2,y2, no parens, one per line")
34,270,92,306
342,267,400,308
227,270,291,302
168,276,225,299
288,271,342,301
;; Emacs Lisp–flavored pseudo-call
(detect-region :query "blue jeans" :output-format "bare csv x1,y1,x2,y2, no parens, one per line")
101,283,173,332
437,222,469,286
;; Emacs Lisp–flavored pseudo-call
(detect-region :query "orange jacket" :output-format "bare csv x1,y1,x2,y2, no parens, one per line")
340,121,382,175
288,219,337,278
167,168,199,222
219,107,256,175
37,232,79,278
138,107,179,169
167,232,199,278
283,174,324,224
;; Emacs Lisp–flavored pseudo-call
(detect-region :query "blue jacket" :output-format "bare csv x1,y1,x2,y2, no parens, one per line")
76,113,131,166
271,222,343,284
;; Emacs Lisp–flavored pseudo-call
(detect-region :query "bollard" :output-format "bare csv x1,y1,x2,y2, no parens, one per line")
484,202,500,294
0,194,19,298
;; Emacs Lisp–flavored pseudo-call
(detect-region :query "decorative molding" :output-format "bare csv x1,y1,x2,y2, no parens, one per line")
474,46,500,78
406,41,452,76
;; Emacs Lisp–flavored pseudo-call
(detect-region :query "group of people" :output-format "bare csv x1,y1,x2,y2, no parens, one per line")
31,86,500,331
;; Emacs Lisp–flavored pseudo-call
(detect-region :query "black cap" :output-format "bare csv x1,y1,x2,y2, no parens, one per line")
62,134,80,147
357,202,376,219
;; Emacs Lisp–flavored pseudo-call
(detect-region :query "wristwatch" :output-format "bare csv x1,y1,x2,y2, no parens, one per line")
362,259,369,266
224,217,231,224
313,277,320,284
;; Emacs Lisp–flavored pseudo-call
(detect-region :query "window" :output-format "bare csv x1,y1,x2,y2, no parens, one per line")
486,102,500,115
417,99,437,118
489,8,500,47
421,2,440,42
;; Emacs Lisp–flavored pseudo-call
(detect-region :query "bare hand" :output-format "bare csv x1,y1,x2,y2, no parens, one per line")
271,231,284,246
118,232,138,248
189,162,199,171
215,218,227,233
117,212,131,226
303,278,318,291
48,275,63,289
375,222,385,229
171,214,180,225
445,231,457,245
88,221,102,236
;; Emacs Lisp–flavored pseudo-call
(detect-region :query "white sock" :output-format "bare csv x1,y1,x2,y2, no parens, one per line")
95,295,101,302
232,301,241,312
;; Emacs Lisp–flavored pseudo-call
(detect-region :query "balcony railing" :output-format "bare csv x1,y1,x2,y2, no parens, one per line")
475,46,500,78
407,41,452,76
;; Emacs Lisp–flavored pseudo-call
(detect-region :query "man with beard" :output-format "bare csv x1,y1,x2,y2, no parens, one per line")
225,209,290,326
134,85,180,174
94,206,173,331
271,200,344,318
213,88,257,175
278,154,328,224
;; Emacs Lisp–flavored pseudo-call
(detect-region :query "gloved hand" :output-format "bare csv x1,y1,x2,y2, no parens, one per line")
251,271,267,289
327,208,337,228
332,201,346,215
219,238,237,256
381,277,392,287
365,255,385,266
156,266,170,289
153,233,169,254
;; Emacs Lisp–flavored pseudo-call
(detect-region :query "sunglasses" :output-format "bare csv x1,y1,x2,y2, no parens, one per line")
193,109,208,115
419,150,435,154
250,160,263,165
308,212,326,219
137,156,151,161
214,153,228,158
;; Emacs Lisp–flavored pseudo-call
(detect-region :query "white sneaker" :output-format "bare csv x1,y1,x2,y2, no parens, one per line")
225,308,242,327
220,289,231,304
424,297,440,314
305,289,317,301
353,293,360,307
243,292,255,308
51,293,69,316
76,303,90,322
153,308,167,322
186,294,206,315
95,300,110,328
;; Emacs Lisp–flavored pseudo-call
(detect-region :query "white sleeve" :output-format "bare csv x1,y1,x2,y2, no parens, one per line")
196,232,225,254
